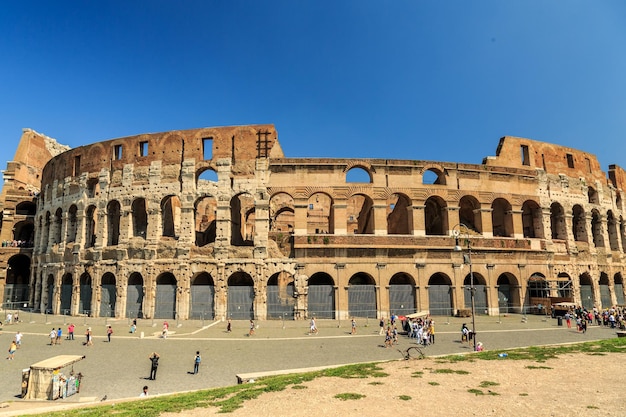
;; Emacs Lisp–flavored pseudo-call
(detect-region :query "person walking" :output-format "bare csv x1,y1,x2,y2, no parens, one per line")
226,318,232,333
193,351,201,375
379,317,385,335
56,328,63,345
106,325,113,342
351,318,357,335
85,327,93,346
7,340,17,360
15,331,22,349
68,323,75,340
309,317,318,335
249,320,255,336
148,352,160,380
49,328,57,346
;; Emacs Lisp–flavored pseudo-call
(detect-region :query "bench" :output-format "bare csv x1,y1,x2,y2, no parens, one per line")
616,331,626,338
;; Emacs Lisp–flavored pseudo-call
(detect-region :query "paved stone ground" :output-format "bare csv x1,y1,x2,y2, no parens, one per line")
0,312,619,415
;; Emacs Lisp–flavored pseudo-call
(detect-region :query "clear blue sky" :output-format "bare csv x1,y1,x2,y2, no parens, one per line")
1,1,625,178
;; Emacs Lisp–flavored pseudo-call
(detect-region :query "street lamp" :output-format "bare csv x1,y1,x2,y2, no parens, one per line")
452,223,477,352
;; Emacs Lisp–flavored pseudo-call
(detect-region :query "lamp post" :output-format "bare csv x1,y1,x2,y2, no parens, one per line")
452,223,477,352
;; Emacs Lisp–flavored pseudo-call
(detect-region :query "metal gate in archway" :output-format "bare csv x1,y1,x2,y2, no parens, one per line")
498,285,512,314
190,285,215,319
580,285,594,310
267,284,295,319
2,284,29,308
388,285,414,316
100,285,116,317
227,286,254,319
464,285,487,315
307,285,335,319
155,284,177,319
126,284,144,319
348,285,376,318
428,285,452,316
46,284,54,313
60,285,72,315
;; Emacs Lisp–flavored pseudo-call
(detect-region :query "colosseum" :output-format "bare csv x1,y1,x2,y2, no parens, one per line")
1,124,625,321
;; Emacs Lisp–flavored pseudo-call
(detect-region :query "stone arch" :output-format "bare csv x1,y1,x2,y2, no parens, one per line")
459,195,482,234
194,196,217,246
599,272,611,308
522,200,543,238
348,272,377,318
54,207,63,244
126,272,145,319
67,205,78,243
579,272,595,310
100,272,117,317
197,167,218,184
345,166,372,183
388,272,416,316
60,273,73,314
13,220,34,244
607,210,619,251
614,273,625,305
572,205,588,242
497,273,520,313
107,200,121,246
227,272,255,319
591,209,604,248
190,272,215,319
267,271,295,319
347,193,374,234
422,166,446,185
15,201,36,216
269,192,295,233
428,273,453,316
463,272,488,314
79,273,92,315
425,196,447,236
556,272,573,298
588,186,599,204
527,273,549,313
85,205,97,248
307,272,335,319
387,193,412,235
4,254,31,307
307,192,334,234
492,198,513,237
550,202,567,240
161,195,181,239
155,273,177,319
230,193,255,246
132,198,148,239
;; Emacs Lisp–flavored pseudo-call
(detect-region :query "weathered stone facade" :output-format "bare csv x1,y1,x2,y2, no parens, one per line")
2,124,626,320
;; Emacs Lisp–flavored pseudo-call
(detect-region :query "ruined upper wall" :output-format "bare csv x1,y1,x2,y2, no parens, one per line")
41,124,279,186
483,136,606,184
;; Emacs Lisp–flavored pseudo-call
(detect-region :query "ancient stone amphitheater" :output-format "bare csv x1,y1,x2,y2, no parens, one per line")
1,125,625,320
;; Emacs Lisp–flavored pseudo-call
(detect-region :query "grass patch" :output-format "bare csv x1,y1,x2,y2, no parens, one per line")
323,363,388,379
411,371,424,378
292,385,307,390
519,393,528,396
335,393,365,401
428,381,440,386
432,368,470,375
526,365,552,370
398,395,412,401
587,405,600,409
368,381,384,386
479,381,500,388
468,388,484,395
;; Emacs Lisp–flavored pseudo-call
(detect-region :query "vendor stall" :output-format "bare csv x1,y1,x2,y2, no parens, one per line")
23,355,85,400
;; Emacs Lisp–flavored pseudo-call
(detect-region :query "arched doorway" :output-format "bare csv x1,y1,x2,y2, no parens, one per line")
388,273,416,316
60,273,72,315
227,272,254,319
599,272,611,309
615,273,625,305
307,273,335,319
126,273,144,319
463,273,487,315
79,273,92,315
100,273,116,317
155,273,177,319
190,273,215,319
4,254,31,308
579,273,594,310
428,273,452,316
267,272,295,319
497,273,518,314
348,273,377,318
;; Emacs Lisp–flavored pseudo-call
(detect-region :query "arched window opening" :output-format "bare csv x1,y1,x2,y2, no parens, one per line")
387,193,411,234
346,166,372,183
492,198,513,237
132,198,148,239
195,196,217,246
107,200,121,246
347,194,374,234
550,202,567,240
422,168,445,185
425,196,447,235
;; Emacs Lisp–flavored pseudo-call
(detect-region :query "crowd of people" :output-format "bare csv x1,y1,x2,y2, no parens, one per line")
1,239,34,248
563,305,626,332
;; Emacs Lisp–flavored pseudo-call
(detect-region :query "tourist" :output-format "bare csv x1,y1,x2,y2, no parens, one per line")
85,327,93,346
193,351,201,375
249,320,255,336
379,317,385,335
49,328,57,346
309,316,318,335
461,323,469,343
7,340,17,360
56,328,63,345
15,331,22,349
226,318,231,333
140,385,149,397
148,352,160,380
106,325,113,342
429,321,435,344
68,323,75,340
351,318,357,335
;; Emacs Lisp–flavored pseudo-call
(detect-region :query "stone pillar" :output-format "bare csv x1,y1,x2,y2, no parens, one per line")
293,202,308,236
412,205,425,236
452,263,464,315
415,263,427,313
511,209,524,239
333,203,347,235
374,203,387,235
479,206,493,238
486,264,498,316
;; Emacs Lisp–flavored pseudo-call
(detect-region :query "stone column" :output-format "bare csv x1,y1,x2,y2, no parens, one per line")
333,203,347,235
479,206,493,238
510,209,524,239
411,205,425,236
374,203,387,235
293,201,308,236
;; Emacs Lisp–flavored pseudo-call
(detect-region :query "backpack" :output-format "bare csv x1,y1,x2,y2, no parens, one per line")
195,355,201,364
